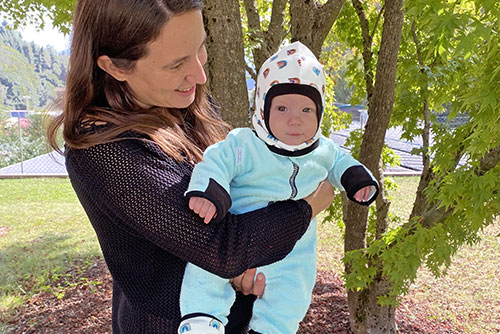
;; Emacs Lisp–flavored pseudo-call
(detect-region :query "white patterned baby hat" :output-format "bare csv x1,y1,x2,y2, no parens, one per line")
252,41,327,152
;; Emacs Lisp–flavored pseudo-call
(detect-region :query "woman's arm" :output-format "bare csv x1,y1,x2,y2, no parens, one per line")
66,138,320,278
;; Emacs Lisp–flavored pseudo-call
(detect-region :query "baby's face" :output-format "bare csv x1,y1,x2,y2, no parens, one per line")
268,94,318,146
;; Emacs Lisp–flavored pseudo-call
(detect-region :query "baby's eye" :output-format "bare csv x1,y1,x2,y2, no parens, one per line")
302,107,313,113
278,106,287,112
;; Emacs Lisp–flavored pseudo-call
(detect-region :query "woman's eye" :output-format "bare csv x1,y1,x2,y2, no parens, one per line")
303,107,312,113
278,106,287,111
169,63,183,71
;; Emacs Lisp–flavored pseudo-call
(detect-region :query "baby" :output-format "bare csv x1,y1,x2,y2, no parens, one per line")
179,41,379,334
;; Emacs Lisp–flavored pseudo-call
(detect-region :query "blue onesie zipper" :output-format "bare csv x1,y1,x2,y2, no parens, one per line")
288,161,299,199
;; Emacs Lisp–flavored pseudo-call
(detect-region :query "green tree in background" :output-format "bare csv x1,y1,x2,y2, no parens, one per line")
0,20,67,168
0,0,75,34
330,0,500,332
0,84,6,106
0,41,41,108
1,1,499,334
0,112,47,168
0,22,68,109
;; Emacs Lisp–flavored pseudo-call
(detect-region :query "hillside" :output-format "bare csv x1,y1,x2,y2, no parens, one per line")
0,21,68,110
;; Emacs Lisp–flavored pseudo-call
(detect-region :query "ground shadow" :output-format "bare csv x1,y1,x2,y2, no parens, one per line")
7,265,462,333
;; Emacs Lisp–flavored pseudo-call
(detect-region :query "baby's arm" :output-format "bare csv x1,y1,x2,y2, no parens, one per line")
189,196,217,224
326,139,379,205
186,130,249,224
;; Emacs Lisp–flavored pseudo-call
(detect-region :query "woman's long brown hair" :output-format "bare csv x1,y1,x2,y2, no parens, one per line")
47,0,229,163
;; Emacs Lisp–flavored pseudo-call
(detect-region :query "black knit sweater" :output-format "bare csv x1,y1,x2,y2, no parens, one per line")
65,133,312,333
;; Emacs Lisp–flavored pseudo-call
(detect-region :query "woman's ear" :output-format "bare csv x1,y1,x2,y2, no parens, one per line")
97,55,127,82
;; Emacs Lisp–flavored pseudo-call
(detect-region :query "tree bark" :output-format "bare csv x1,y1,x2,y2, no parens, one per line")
203,0,250,127
344,0,405,332
351,0,384,104
289,0,347,57
243,0,287,73
409,20,433,219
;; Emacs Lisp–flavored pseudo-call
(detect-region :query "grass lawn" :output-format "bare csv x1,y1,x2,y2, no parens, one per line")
0,178,101,328
1,177,499,333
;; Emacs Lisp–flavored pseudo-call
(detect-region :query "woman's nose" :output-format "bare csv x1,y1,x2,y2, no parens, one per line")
185,57,207,85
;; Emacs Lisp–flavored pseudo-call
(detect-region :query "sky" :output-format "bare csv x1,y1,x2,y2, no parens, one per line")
1,12,69,52
20,23,69,52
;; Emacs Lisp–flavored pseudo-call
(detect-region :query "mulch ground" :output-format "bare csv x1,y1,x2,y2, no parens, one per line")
6,260,462,333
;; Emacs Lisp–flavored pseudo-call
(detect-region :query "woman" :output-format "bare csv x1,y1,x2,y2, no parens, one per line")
47,0,334,333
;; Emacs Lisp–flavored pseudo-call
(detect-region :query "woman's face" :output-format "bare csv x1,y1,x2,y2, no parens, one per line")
124,10,207,109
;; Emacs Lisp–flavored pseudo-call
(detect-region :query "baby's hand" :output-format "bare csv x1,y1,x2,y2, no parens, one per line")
354,186,373,202
189,197,217,224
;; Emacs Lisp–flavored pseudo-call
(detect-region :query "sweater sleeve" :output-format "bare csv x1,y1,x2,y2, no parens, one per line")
185,130,243,224
326,139,379,206
65,138,312,279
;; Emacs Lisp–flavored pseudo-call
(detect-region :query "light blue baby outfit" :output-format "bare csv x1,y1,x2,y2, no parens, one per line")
179,42,379,334
181,128,377,334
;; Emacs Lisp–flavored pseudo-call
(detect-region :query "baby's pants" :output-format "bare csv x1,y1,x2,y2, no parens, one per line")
180,219,317,334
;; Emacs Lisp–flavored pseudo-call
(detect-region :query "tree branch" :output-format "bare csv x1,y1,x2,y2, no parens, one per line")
245,63,257,82
478,144,500,175
243,0,261,33
289,0,318,53
411,21,424,67
266,0,287,47
410,143,500,229
289,0,346,56
409,20,433,219
370,4,385,44
409,137,467,223
243,0,264,56
314,0,347,52
352,0,374,104
375,159,390,239
245,0,287,71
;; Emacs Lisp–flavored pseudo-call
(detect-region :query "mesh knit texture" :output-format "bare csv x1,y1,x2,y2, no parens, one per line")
65,132,312,334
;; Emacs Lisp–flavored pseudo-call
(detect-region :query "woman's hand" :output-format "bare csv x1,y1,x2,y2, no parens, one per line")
229,268,265,297
304,180,335,218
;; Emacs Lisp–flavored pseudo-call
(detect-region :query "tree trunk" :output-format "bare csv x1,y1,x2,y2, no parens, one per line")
344,0,405,332
203,0,250,128
365,277,398,332
289,0,346,57
243,0,287,74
